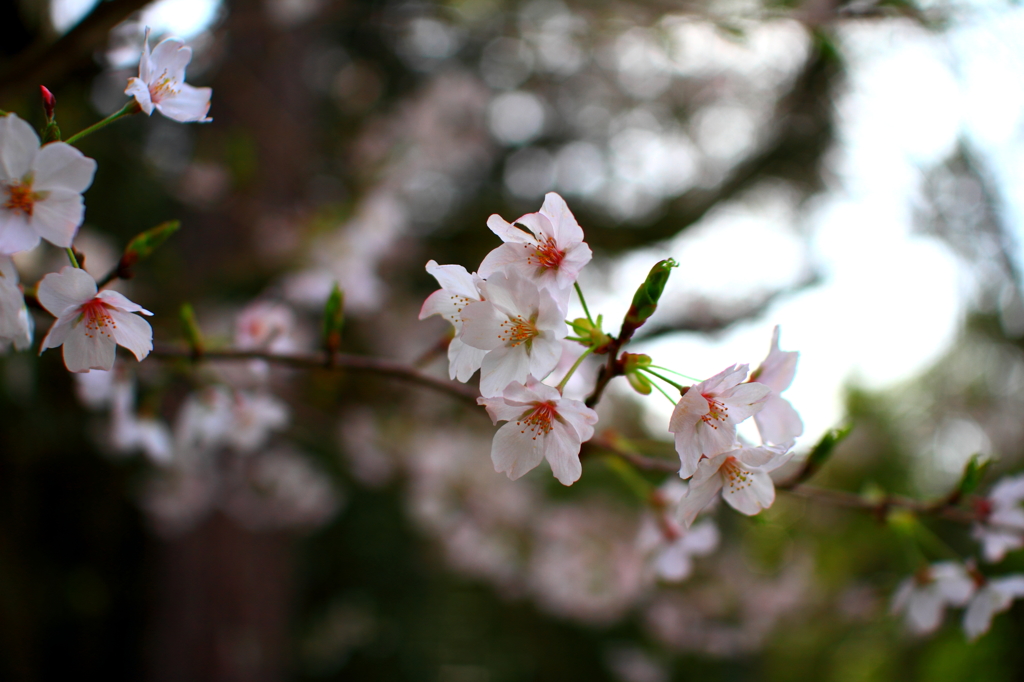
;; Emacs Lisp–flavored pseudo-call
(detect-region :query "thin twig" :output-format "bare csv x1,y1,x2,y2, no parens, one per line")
150,346,480,404
586,434,998,527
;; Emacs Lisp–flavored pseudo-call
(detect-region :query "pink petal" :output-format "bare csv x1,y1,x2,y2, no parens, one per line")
149,38,192,82
539,192,584,246
677,475,722,527
40,314,75,351
486,214,533,244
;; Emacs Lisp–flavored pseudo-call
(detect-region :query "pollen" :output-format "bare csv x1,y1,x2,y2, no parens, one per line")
78,299,117,340
5,182,36,216
699,396,729,429
149,72,179,103
497,314,539,347
721,457,752,493
524,236,566,271
515,402,557,440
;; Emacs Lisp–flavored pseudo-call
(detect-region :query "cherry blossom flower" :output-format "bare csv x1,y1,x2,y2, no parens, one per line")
669,365,771,478
0,255,32,350
676,442,793,527
0,114,97,253
461,270,566,397
110,375,172,464
38,267,153,373
750,326,803,445
963,574,1024,640
478,375,598,485
972,474,1024,563
890,562,975,635
125,28,212,123
638,480,720,582
479,192,592,306
418,260,487,382
174,385,289,457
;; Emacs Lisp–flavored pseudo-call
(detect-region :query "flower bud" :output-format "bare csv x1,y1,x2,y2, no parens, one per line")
619,258,677,344
40,86,56,121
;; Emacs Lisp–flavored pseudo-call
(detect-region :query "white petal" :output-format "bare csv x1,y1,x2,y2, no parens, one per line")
544,419,583,485
109,309,153,361
447,337,485,382
32,143,97,193
478,344,531,397
477,242,526,279
540,192,584,246
155,84,212,123
0,212,40,254
526,334,563,382
149,38,192,81
62,326,116,372
964,589,999,640
486,214,533,244
31,189,85,247
677,475,723,527
906,591,944,634
0,115,39,181
719,381,771,422
37,267,96,316
40,314,76,351
556,398,598,443
459,301,503,350
722,470,774,516
754,395,804,444
424,261,480,300
96,290,152,315
477,394,529,424
491,420,545,480
125,78,155,116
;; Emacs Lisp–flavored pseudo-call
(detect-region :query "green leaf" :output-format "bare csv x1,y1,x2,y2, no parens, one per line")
956,453,991,497
322,283,345,354
620,259,678,342
118,221,180,279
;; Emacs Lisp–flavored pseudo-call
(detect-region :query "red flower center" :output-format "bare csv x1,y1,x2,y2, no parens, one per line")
78,298,116,340
516,402,557,439
699,396,729,429
526,236,566,271
5,182,36,216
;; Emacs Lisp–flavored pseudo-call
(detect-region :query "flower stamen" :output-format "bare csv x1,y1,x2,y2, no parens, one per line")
498,314,539,347
516,402,557,440
524,236,566,271
5,182,36,216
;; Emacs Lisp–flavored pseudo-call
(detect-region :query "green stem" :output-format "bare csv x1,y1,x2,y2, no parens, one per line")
574,282,594,326
65,248,80,268
649,364,700,382
647,376,678,406
64,101,141,146
640,367,686,392
556,346,594,393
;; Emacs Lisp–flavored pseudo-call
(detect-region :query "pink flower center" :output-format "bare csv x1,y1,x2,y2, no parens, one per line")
498,314,539,347
78,298,117,340
721,456,753,494
5,181,37,216
516,402,557,439
149,73,178,104
526,236,566,271
699,396,729,429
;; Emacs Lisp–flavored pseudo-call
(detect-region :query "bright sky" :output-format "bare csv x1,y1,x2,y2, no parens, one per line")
51,0,220,36
606,5,1024,456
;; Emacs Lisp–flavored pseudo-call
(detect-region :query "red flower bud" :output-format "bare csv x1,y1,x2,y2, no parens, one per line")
40,86,56,121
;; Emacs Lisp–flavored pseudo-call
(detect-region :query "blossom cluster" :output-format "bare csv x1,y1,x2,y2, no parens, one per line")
420,192,599,485
0,28,210,372
668,327,803,528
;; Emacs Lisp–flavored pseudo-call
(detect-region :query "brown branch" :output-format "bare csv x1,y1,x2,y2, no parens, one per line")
149,346,481,404
586,434,1001,528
